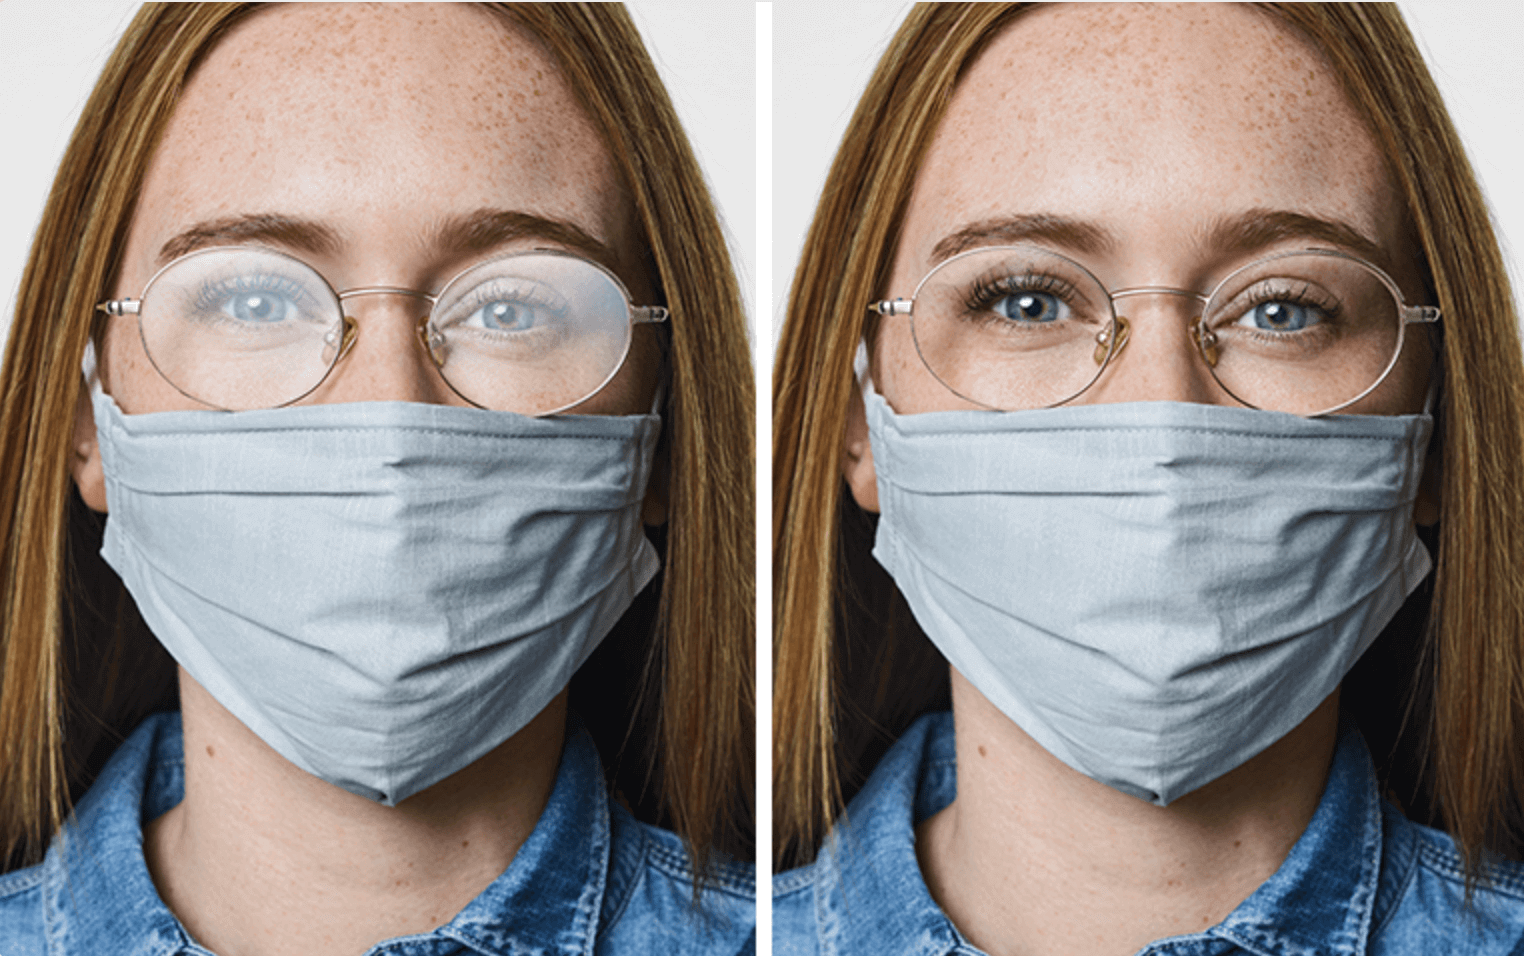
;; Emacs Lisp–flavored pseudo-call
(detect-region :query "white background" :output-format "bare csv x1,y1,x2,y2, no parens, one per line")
0,0,756,347
772,1,1524,340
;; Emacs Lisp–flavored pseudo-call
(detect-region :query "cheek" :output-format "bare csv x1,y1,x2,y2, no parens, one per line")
1344,327,1435,417
873,319,920,407
566,324,662,416
874,314,987,414
101,314,208,415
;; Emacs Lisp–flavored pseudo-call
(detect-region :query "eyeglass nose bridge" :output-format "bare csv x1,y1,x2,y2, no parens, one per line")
1102,285,1221,370
327,286,445,369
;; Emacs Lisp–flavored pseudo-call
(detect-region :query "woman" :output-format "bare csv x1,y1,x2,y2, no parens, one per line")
773,4,1524,953
0,4,754,954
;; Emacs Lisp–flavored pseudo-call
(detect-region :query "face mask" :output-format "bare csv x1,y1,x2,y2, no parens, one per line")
91,378,660,805
864,385,1433,805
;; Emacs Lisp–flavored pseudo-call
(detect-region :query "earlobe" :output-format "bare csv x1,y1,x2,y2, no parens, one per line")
72,380,108,513
842,384,880,514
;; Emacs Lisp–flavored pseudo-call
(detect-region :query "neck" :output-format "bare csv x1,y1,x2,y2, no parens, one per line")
146,669,565,956
917,670,1337,956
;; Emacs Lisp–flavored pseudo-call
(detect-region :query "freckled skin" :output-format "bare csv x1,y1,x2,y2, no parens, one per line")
874,3,1427,417
74,7,662,953
103,3,654,417
873,7,1437,956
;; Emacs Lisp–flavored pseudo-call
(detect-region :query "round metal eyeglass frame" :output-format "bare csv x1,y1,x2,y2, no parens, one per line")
869,245,1441,417
97,245,669,416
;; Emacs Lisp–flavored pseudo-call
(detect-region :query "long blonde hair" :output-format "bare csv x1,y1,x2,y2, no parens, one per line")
0,2,753,870
774,2,1524,874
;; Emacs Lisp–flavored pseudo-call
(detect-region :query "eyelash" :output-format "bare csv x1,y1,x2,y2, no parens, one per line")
962,271,1080,322
1227,280,1343,331
191,272,314,318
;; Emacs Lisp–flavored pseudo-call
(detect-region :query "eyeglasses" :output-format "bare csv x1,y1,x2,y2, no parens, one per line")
868,245,1440,417
97,246,668,415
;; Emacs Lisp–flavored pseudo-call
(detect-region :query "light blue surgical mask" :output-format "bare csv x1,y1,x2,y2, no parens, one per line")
864,384,1432,805
90,373,660,805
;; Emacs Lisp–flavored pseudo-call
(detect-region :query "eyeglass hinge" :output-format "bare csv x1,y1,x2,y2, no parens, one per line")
1404,305,1442,324
869,299,912,316
633,306,669,324
96,299,140,316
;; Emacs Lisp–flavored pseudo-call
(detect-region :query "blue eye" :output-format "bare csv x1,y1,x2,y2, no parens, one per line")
229,291,292,323
1238,300,1325,332
191,270,318,327
447,278,568,336
995,291,1068,324
474,299,539,331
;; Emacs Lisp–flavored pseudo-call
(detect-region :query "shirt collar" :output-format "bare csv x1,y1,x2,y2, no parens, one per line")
44,711,614,956
1208,714,1383,956
813,711,1384,956
811,714,964,956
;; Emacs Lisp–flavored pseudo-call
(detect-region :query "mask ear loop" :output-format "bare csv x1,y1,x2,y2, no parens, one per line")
853,339,873,399
82,339,99,388
1422,351,1441,417
647,320,672,417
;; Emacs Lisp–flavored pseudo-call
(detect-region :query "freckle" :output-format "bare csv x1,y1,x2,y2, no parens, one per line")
461,840,470,848
205,745,215,758
978,745,987,757
1234,839,1242,848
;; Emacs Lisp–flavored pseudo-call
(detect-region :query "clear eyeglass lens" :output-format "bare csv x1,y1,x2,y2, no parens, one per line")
1199,252,1402,416
907,246,1404,415
133,248,636,414
908,246,1116,410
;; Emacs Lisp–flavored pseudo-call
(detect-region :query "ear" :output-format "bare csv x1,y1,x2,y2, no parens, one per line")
842,383,880,514
72,380,108,513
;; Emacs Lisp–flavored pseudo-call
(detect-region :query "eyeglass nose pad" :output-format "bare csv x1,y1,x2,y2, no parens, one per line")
322,315,360,365
1093,315,1131,366
416,319,447,368
1191,319,1221,368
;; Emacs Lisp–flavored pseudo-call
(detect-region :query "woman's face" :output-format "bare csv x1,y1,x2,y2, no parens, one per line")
98,4,660,418
872,3,1432,418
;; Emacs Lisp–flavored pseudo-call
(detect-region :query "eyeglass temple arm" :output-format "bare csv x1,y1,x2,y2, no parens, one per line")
97,299,141,316
868,299,911,316
632,306,669,324
1403,305,1441,325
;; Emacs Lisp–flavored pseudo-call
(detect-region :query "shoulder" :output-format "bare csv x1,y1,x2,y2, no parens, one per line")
0,712,181,956
773,712,959,956
596,800,756,956
1372,803,1524,953
0,863,46,955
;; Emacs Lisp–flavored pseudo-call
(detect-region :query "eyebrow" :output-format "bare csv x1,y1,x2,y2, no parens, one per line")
426,209,621,275
928,208,1389,272
1200,208,1389,271
931,214,1116,265
156,208,621,275
157,213,342,265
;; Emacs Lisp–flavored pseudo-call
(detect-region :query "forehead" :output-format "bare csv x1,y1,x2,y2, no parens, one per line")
132,3,620,261
902,3,1401,273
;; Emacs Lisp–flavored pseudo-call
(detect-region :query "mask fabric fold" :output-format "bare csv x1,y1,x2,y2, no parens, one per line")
864,385,1432,805
92,383,660,805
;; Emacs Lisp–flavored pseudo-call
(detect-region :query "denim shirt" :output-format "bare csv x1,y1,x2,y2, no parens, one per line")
0,713,755,955
774,712,1524,955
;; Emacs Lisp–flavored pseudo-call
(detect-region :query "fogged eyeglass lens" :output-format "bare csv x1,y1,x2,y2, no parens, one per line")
429,254,632,415
137,248,342,410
